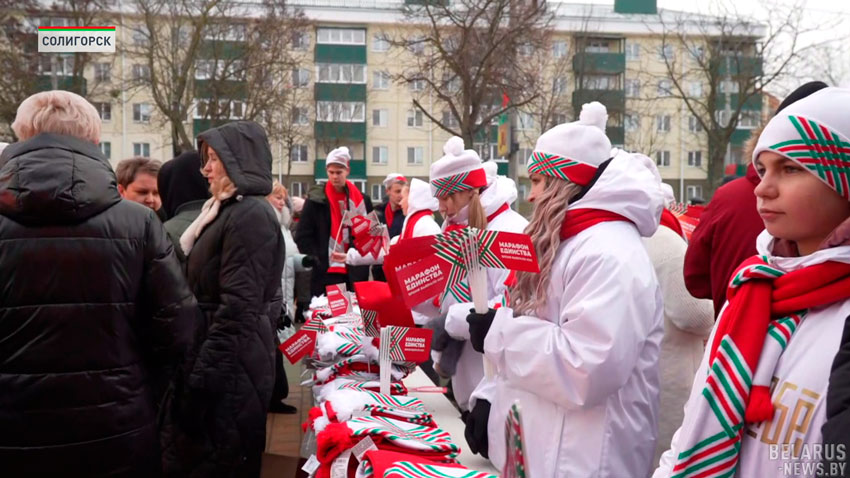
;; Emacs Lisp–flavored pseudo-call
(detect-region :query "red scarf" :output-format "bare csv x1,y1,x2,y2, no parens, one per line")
560,208,630,240
385,202,399,230
326,181,365,274
402,210,434,240
660,208,685,238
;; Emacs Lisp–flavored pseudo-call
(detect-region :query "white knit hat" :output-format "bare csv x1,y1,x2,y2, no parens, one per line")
429,136,487,198
326,146,350,169
527,102,612,186
382,173,407,189
753,87,850,200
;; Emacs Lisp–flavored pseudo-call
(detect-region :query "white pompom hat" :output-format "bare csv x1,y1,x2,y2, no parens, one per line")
326,146,350,169
429,136,487,198
527,102,612,186
382,173,407,189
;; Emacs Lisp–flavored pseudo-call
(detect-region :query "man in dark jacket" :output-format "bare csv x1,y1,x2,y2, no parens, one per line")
372,173,407,281
295,147,373,297
157,150,211,263
161,121,284,476
0,90,197,476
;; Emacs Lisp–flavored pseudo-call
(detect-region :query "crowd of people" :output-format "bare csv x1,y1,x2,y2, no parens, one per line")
1,80,850,478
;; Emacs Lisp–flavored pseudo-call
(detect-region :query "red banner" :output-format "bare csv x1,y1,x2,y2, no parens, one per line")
393,254,450,307
280,329,315,364
385,326,433,363
326,284,351,317
487,231,539,273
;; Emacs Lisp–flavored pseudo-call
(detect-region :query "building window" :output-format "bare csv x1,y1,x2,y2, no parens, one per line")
688,151,702,167
738,110,761,129
687,185,703,201
442,111,459,128
474,143,498,160
316,101,365,122
132,25,149,47
316,63,365,84
518,43,534,56
316,28,366,45
584,40,609,53
409,79,426,92
292,107,310,125
517,111,534,131
132,64,150,81
133,103,152,123
372,71,390,90
658,79,673,97
553,77,566,95
407,146,424,165
715,110,731,127
517,147,533,165
293,68,310,87
99,141,111,159
292,31,310,50
407,109,424,128
93,102,111,121
689,115,703,133
689,81,703,98
656,115,671,132
291,144,308,162
371,184,382,201
625,79,640,98
372,109,388,127
582,74,617,90
655,150,671,167
625,42,640,61
552,40,567,58
230,101,244,119
94,62,111,82
133,142,151,158
372,146,388,164
518,183,528,199
625,114,639,132
659,44,674,61
409,36,425,54
551,113,567,126
719,80,740,94
290,181,305,198
372,33,389,52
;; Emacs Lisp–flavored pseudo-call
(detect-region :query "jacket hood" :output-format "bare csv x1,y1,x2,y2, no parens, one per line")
158,150,210,219
0,133,121,225
481,175,519,216
407,178,438,216
307,183,328,203
568,149,664,237
197,121,273,196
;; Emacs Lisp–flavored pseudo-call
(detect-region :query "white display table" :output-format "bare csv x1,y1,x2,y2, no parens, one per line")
403,368,499,474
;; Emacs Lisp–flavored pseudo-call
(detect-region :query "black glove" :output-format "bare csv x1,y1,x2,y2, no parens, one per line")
464,399,491,458
281,313,293,329
302,255,318,268
467,308,496,353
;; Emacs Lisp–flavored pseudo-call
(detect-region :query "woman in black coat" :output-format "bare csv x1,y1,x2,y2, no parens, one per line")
161,121,284,477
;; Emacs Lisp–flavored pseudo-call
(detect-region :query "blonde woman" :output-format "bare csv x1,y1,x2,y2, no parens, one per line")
465,103,666,477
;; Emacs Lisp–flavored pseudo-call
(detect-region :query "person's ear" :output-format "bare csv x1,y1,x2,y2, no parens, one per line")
117,184,126,197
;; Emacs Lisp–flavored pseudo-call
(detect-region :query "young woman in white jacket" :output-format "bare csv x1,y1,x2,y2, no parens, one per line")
465,103,666,477
654,87,850,478
427,136,528,418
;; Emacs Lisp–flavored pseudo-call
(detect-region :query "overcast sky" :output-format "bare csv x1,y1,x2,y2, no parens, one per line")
576,0,850,91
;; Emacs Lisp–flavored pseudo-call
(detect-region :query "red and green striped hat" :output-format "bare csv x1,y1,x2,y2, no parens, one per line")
527,102,612,186
754,87,850,200
429,136,487,198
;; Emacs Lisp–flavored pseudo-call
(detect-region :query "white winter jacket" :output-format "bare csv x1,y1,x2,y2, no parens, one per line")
482,152,666,477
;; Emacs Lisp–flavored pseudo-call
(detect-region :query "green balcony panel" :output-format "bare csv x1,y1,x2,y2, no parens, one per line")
315,44,367,64
314,121,367,142
199,40,246,60
730,128,757,146
315,83,367,102
573,89,626,113
36,75,87,95
614,0,657,14
573,52,626,74
495,160,509,176
607,126,625,145
195,79,247,100
715,93,763,111
473,125,498,144
717,56,763,77
315,159,367,179
193,118,230,137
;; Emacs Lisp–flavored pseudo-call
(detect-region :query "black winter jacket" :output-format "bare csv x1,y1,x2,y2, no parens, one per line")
294,183,373,296
0,133,197,476
161,121,284,477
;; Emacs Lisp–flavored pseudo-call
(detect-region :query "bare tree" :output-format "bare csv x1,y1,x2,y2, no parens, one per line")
386,0,553,148
653,0,818,193
127,0,307,155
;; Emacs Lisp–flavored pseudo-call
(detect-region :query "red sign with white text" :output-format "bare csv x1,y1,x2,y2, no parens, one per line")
393,254,449,307
488,231,540,273
280,329,315,364
326,284,350,317
386,326,433,363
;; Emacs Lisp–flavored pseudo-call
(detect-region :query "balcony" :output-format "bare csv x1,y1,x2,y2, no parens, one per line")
36,75,86,95
314,121,367,142
572,89,626,113
314,159,367,179
607,126,625,145
573,52,626,74
717,55,763,77
314,44,367,64
715,93,763,111
199,40,245,60
315,83,367,102
195,79,246,99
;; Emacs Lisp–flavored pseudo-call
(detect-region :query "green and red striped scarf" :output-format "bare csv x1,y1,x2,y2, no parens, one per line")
672,256,850,478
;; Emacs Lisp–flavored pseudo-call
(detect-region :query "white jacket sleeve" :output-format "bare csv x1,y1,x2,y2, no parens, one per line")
444,266,511,340
345,246,385,266
484,250,660,409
